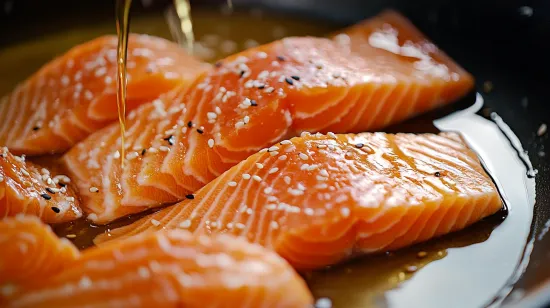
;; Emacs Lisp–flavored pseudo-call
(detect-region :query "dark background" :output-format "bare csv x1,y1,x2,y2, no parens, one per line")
1,0,549,306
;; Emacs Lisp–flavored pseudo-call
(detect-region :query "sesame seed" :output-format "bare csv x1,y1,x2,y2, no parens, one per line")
256,163,264,169
315,297,332,308
65,234,77,239
279,155,287,160
66,196,75,202
297,183,306,191
148,147,159,153
269,151,279,156
151,219,161,226
355,143,364,149
187,121,193,128
434,171,441,177
113,151,121,159
207,112,217,120
242,173,251,180
300,164,310,170
320,169,329,177
284,176,291,184
317,144,327,149
236,223,246,229
288,188,304,196
51,207,61,213
235,121,245,129
41,193,52,200
268,146,279,152
252,175,262,182
45,187,57,194
159,146,171,152
141,149,147,156
264,187,273,194
538,123,547,136
328,132,337,139
266,203,277,210
208,139,215,148
126,152,139,160
250,100,258,106
32,126,40,131
243,116,250,124
280,140,292,145
246,208,253,215
186,194,195,200
270,221,279,229
285,77,294,85
340,207,350,217
196,129,204,134
181,127,188,134
0,175,3,183
304,208,314,216
290,75,300,81
299,153,309,160
276,55,286,61
228,181,237,187
89,187,99,193
20,169,30,177
268,168,279,174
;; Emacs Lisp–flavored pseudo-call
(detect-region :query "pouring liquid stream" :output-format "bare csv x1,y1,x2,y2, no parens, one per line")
115,0,131,168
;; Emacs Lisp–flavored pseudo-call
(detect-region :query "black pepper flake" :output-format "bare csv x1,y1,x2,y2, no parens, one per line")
434,171,441,177
45,187,56,194
257,85,265,89
250,100,258,107
355,143,364,149
196,129,204,134
32,126,40,131
214,61,222,68
41,193,52,200
186,194,195,200
187,121,193,128
276,55,286,61
163,135,174,145
141,149,147,156
285,77,294,85
290,75,300,81
51,207,61,213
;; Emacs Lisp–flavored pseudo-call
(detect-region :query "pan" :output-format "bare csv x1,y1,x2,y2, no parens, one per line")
0,0,548,307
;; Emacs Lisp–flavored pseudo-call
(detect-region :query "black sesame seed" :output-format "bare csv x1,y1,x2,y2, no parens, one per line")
141,149,147,156
239,70,245,78
285,77,294,85
51,207,61,213
250,100,258,106
46,187,56,194
196,129,204,134
291,75,300,81
434,171,441,177
214,61,222,68
163,135,174,146
58,182,67,188
257,85,265,89
186,194,195,200
32,126,40,131
41,193,52,200
276,55,286,61
187,121,193,128
355,143,364,149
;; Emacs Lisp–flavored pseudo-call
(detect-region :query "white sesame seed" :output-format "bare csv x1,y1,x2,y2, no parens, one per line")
235,121,245,129
159,146,171,152
256,163,264,169
328,132,337,139
246,208,253,215
208,139,215,148
299,153,309,160
317,144,327,149
207,112,217,120
138,266,151,278
126,152,139,160
257,51,268,59
538,123,547,136
268,146,280,152
316,297,332,308
236,223,246,229
215,106,222,114
242,173,251,180
179,220,191,229
228,181,237,187
266,204,277,210
78,276,92,289
89,187,99,193
304,208,314,216
300,164,310,170
148,147,159,153
279,155,287,160
297,183,306,191
300,132,310,137
270,151,279,156
259,148,268,153
307,164,319,171
268,168,279,174
315,183,328,189
288,188,304,196
264,187,273,194
284,176,291,184
340,207,350,217
61,75,70,86
243,116,250,124
252,175,262,182
84,90,93,101
316,175,328,181
280,140,292,145
270,221,279,229
20,169,30,177
226,222,234,229
320,169,329,177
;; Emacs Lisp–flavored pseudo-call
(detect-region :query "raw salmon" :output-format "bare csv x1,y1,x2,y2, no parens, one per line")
96,132,502,270
0,215,79,288
6,229,313,308
63,11,474,224
0,147,81,223
0,34,209,156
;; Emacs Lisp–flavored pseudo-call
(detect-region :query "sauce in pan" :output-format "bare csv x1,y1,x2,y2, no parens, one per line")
0,8,536,308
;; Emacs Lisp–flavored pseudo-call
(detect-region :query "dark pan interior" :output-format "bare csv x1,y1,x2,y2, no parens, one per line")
1,0,549,307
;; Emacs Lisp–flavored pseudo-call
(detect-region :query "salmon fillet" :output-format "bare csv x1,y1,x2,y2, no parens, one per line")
0,34,209,156
0,147,81,223
5,230,313,308
96,132,502,270
0,215,79,288
63,11,474,224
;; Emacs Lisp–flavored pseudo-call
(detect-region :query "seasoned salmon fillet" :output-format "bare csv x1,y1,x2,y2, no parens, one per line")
63,11,474,224
96,132,502,270
0,34,209,156
0,147,81,223
5,230,312,308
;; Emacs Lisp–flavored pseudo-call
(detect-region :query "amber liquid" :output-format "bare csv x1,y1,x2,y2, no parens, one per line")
115,0,132,168
173,0,195,52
